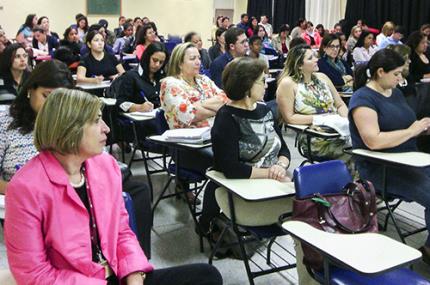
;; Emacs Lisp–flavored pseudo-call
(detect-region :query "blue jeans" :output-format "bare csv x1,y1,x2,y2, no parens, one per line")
357,160,430,245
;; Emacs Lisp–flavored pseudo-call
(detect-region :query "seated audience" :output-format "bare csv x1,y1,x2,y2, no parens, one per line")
114,16,126,37
15,14,37,47
248,36,269,69
211,16,223,44
346,25,362,52
112,22,135,54
134,24,157,60
77,30,125,84
352,30,377,63
59,26,82,63
271,24,291,55
98,19,116,47
37,16,59,42
184,32,211,72
318,34,353,92
0,44,30,97
80,24,115,56
376,21,395,46
407,31,430,83
208,27,226,61
316,24,326,38
302,21,321,48
117,42,167,114
147,21,164,43
276,44,352,167
200,57,292,234
378,25,405,49
349,48,430,264
221,17,230,29
0,28,11,54
0,60,73,195
246,16,259,37
4,87,223,285
210,27,249,88
291,18,307,39
336,31,353,65
32,26,59,56
76,15,89,42
133,17,143,35
260,15,273,38
160,43,227,203
332,22,343,34
236,13,249,33
255,24,275,51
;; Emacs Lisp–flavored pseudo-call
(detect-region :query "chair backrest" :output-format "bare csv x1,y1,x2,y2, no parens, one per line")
154,109,169,135
122,192,138,235
293,160,352,199
0,91,16,105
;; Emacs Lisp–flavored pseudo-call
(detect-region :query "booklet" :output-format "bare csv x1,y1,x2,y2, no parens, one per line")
162,127,211,144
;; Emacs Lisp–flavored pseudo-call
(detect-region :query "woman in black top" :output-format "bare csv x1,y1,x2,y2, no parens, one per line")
208,28,226,61
77,30,125,84
407,31,430,83
116,42,167,112
199,57,291,233
0,44,30,96
59,26,82,62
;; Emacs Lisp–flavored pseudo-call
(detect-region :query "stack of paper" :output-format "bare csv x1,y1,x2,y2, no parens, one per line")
162,127,211,144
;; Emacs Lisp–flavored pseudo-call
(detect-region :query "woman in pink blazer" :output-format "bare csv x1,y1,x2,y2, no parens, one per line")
4,88,222,285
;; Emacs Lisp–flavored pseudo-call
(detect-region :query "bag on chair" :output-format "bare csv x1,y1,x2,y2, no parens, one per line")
292,180,378,271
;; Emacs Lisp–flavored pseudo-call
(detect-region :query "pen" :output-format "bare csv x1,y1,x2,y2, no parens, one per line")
139,90,149,102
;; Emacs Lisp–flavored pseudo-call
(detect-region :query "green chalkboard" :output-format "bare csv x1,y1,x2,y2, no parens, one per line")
87,0,121,15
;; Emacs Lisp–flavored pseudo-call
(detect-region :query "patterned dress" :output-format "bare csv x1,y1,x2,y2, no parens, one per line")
0,106,38,182
294,78,352,167
160,75,227,129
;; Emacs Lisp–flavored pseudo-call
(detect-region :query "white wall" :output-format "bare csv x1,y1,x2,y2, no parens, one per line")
0,0,247,48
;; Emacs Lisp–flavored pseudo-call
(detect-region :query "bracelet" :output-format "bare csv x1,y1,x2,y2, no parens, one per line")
276,161,289,170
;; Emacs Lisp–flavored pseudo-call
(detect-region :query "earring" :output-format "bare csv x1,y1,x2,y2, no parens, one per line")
27,91,31,99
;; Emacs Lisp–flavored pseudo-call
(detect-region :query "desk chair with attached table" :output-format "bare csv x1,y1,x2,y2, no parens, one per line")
291,160,430,285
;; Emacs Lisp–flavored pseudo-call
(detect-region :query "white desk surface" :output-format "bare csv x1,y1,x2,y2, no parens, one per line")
282,221,421,274
206,170,295,201
76,80,111,90
266,77,276,84
287,124,340,138
122,54,137,61
121,111,156,121
269,68,283,73
100,97,116,106
351,149,430,168
149,135,212,149
339,92,353,98
0,194,4,219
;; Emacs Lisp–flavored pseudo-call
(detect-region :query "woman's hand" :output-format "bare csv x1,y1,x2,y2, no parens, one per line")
126,272,145,285
409,118,430,137
268,165,287,181
139,102,154,112
93,76,104,84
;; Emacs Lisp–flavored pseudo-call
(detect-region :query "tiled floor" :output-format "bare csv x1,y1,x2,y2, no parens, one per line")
1,130,429,284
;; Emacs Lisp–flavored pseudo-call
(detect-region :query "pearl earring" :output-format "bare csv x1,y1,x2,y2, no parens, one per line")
27,92,31,99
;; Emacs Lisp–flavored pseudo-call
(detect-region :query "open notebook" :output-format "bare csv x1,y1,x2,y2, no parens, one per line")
162,127,211,144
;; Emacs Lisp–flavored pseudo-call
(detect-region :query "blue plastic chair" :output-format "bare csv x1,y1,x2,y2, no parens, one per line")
293,160,430,285
122,192,138,235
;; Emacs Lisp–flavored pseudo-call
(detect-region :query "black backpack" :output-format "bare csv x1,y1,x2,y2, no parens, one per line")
105,73,127,98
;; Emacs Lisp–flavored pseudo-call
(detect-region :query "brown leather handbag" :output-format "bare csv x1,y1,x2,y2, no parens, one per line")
292,180,378,271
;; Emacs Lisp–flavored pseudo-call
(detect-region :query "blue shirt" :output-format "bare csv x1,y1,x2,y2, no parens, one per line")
378,36,403,49
209,52,234,88
348,86,417,153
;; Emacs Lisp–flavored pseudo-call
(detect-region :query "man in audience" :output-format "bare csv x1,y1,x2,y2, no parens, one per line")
210,27,249,88
260,15,273,38
379,25,405,49
236,13,249,32
248,35,269,69
114,16,126,37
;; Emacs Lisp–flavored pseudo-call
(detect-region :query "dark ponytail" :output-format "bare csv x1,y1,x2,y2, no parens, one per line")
353,49,405,90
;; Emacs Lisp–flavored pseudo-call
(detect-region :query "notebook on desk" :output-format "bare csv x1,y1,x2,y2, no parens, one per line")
162,127,211,144
129,109,158,117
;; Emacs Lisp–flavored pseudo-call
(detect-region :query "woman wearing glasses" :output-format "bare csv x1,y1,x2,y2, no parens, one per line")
318,34,353,92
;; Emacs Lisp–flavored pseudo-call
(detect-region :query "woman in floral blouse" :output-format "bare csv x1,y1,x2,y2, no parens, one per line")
160,42,227,129
160,42,227,203
276,44,351,165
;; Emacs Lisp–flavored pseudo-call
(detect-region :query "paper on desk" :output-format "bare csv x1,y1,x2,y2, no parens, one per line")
129,109,158,117
162,127,211,144
313,114,350,142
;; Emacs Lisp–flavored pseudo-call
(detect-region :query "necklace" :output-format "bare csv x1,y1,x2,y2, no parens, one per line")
70,168,85,188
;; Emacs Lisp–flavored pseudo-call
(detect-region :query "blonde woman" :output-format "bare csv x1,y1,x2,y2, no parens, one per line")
346,25,362,52
376,21,395,46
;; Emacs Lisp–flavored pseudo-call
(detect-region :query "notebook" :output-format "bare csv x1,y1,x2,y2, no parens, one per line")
162,127,211,144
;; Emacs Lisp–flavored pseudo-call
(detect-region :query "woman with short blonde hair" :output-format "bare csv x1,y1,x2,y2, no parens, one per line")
377,21,395,46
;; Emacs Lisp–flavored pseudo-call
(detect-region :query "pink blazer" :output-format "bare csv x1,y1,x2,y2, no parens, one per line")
5,151,153,284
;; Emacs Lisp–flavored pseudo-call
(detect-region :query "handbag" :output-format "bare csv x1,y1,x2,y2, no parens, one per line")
292,180,378,271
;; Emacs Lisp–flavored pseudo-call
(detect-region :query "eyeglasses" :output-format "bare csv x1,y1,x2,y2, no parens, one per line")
327,45,340,49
